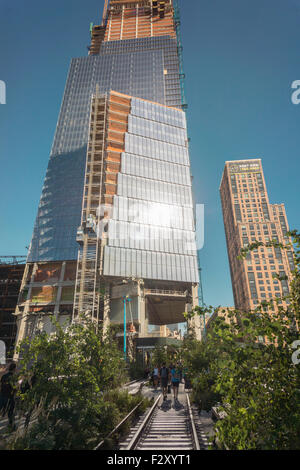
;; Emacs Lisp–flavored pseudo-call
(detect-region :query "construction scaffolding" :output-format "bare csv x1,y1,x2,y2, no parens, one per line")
73,90,133,326
88,25,106,55
73,90,108,324
0,259,26,357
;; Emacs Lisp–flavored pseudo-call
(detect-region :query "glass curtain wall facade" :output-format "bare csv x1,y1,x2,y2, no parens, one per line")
15,1,201,351
103,95,198,283
28,37,181,263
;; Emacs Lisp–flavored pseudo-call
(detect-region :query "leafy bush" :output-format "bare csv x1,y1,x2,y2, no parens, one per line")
7,318,150,450
184,230,300,450
127,358,145,380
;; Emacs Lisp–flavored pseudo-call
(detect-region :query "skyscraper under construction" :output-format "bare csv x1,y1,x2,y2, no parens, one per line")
14,1,201,356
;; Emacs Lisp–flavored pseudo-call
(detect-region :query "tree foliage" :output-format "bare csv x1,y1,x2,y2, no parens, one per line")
9,318,147,450
184,231,300,450
150,345,181,368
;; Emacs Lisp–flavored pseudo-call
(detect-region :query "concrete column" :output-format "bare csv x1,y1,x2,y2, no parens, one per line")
160,325,167,337
136,4,139,38
138,280,148,337
14,263,38,360
187,284,202,341
120,4,125,40
54,261,66,327
150,5,153,36
102,285,111,337
108,9,112,41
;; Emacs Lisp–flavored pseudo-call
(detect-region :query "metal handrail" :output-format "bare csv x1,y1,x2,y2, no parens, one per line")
186,393,200,450
145,289,186,296
94,400,144,450
124,379,146,389
124,379,140,387
126,393,162,450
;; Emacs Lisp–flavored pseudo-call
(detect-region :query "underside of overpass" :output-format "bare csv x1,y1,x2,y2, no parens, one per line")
105,277,201,342
146,295,186,325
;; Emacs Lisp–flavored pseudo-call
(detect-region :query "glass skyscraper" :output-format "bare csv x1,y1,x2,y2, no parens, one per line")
28,35,181,263
15,1,201,354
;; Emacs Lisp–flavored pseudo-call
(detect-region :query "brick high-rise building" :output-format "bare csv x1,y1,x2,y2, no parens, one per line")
220,159,294,312
14,1,201,356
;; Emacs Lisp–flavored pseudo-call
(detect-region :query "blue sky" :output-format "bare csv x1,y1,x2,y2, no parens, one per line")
0,0,299,308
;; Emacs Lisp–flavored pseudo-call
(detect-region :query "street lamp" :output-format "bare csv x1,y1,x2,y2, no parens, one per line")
123,295,131,362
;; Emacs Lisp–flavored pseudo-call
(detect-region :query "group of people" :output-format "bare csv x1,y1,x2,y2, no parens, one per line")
151,362,184,402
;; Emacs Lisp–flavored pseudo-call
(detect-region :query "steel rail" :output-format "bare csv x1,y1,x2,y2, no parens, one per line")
124,379,142,387
126,393,162,450
123,392,201,451
186,392,200,450
124,379,146,396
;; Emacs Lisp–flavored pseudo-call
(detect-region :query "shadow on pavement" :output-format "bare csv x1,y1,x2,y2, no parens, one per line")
159,399,172,412
173,399,184,411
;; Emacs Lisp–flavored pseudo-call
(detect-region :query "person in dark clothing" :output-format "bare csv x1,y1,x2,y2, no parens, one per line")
144,367,150,380
170,362,181,402
20,372,37,428
159,363,169,400
152,365,159,391
0,362,17,427
20,372,37,394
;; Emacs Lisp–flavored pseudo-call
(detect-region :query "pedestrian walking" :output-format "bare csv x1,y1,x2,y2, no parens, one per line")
0,362,17,429
152,365,159,391
167,363,172,394
170,362,181,402
144,366,150,380
159,363,169,400
20,372,37,428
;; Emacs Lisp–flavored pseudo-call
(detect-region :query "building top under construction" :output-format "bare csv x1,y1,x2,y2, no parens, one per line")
89,1,176,54
0,256,26,266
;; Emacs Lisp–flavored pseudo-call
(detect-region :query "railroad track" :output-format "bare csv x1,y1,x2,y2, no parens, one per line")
119,392,207,451
123,379,146,395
